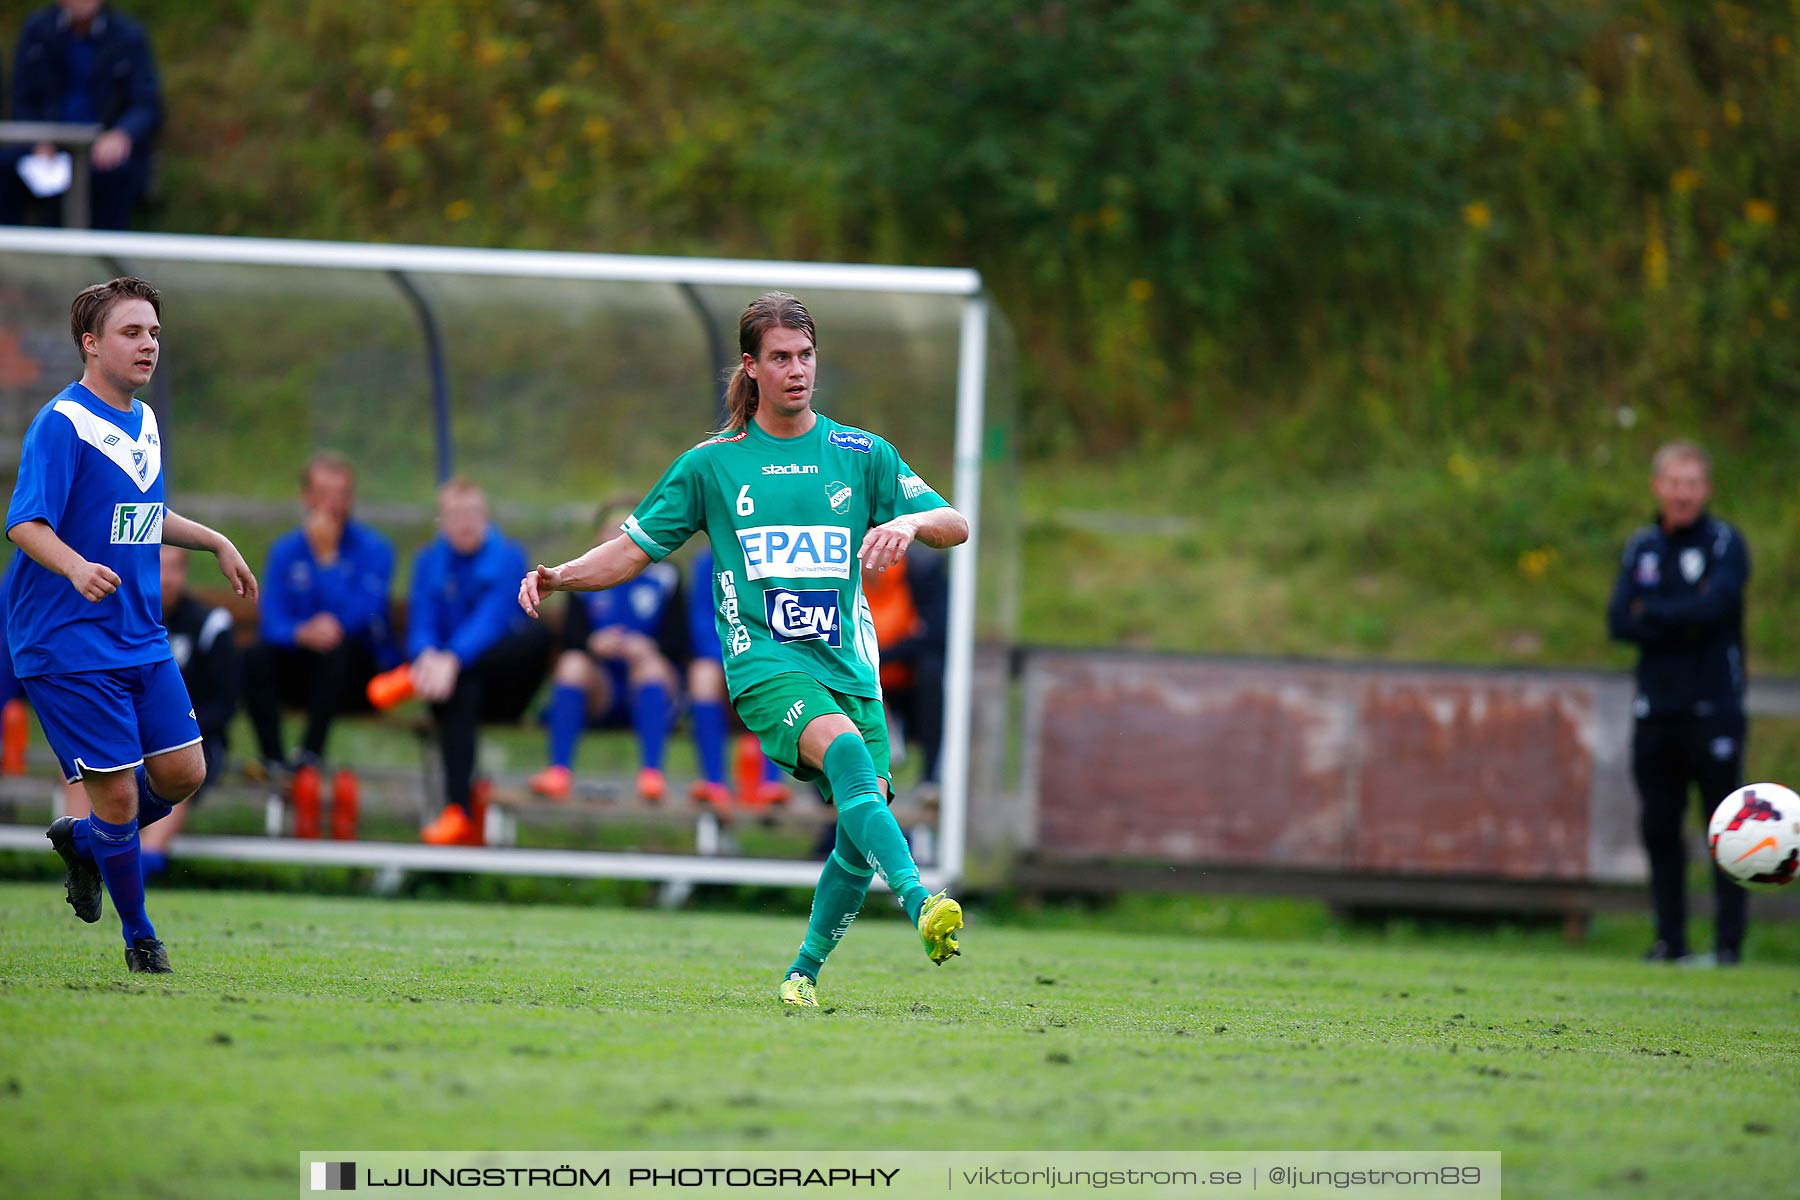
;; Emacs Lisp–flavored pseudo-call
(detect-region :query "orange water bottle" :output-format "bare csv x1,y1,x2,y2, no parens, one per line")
1,698,28,775
292,763,322,839
366,665,416,709
329,768,360,841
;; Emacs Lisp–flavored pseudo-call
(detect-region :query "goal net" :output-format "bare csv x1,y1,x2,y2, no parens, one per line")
0,228,1016,892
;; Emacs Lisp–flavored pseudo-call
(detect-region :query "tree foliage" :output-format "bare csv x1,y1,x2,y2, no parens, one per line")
0,0,1793,458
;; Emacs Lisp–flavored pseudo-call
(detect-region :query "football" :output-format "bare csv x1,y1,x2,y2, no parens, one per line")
1708,782,1800,890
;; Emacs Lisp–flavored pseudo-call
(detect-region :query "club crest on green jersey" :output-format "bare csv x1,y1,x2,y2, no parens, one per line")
825,481,852,514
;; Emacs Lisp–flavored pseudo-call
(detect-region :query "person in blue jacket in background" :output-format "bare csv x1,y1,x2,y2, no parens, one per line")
412,478,550,845
243,451,396,775
2,1,163,229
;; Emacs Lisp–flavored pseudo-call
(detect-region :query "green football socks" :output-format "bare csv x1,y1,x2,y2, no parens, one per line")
823,732,929,923
787,843,874,982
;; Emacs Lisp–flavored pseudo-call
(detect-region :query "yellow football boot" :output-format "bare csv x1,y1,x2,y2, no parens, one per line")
779,972,818,1007
917,891,964,965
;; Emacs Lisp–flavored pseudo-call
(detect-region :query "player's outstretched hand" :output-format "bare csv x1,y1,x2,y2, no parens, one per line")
858,518,917,574
68,560,121,602
519,565,559,618
216,540,260,600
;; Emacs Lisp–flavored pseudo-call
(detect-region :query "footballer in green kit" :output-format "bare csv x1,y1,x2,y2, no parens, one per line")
519,292,969,1006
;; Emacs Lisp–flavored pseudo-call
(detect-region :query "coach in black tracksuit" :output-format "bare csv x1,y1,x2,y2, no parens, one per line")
1607,441,1750,965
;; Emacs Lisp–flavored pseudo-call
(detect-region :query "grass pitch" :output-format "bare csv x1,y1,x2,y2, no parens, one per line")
0,883,1793,1200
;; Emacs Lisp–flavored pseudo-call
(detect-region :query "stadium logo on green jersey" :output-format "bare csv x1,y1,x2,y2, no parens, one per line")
826,481,853,514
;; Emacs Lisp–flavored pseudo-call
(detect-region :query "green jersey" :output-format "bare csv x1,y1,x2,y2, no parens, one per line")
623,412,949,701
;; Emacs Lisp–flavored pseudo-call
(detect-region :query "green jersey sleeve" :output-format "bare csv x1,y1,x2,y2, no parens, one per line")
868,438,950,526
624,448,705,561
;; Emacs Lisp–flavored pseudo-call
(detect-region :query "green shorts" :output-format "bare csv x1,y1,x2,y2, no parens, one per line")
733,673,891,804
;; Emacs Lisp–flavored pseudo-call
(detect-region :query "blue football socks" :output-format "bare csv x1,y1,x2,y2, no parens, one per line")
82,813,155,943
631,682,672,771
134,765,175,829
546,684,586,769
690,700,727,784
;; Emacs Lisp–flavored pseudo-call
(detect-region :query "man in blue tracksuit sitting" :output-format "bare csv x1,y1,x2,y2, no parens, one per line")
411,478,550,845
244,452,396,774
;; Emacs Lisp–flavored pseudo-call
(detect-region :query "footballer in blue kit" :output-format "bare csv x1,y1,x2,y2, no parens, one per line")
8,278,258,975
529,501,686,803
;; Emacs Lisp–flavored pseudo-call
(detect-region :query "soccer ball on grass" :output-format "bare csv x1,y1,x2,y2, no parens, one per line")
1709,782,1800,890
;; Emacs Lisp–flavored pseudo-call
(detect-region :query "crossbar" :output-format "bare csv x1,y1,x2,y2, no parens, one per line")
0,227,983,295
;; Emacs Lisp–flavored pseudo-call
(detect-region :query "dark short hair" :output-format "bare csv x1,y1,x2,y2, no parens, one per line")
70,277,160,362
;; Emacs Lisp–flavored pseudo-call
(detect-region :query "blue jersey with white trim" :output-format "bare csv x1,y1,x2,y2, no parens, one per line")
570,561,679,640
4,382,171,677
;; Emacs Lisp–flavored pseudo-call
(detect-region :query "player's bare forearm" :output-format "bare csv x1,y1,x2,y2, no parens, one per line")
519,534,651,618
161,511,227,554
905,505,969,550
555,535,653,592
859,506,968,572
164,511,260,599
7,519,120,601
7,519,88,578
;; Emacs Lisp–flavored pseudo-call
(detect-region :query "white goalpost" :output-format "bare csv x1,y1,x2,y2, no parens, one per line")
0,227,996,892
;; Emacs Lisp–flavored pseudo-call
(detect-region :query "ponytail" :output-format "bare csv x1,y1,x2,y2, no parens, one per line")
718,363,760,435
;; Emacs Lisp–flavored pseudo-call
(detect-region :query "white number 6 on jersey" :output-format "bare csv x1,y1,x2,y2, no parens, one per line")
736,485,754,517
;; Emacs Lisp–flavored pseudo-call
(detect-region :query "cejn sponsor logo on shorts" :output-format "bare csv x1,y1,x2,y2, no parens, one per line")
737,525,853,580
765,588,842,647
898,473,931,501
828,430,873,453
717,570,752,657
110,502,164,544
762,463,819,475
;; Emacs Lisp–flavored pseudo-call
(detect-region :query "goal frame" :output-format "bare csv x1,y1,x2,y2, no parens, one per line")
0,227,989,892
